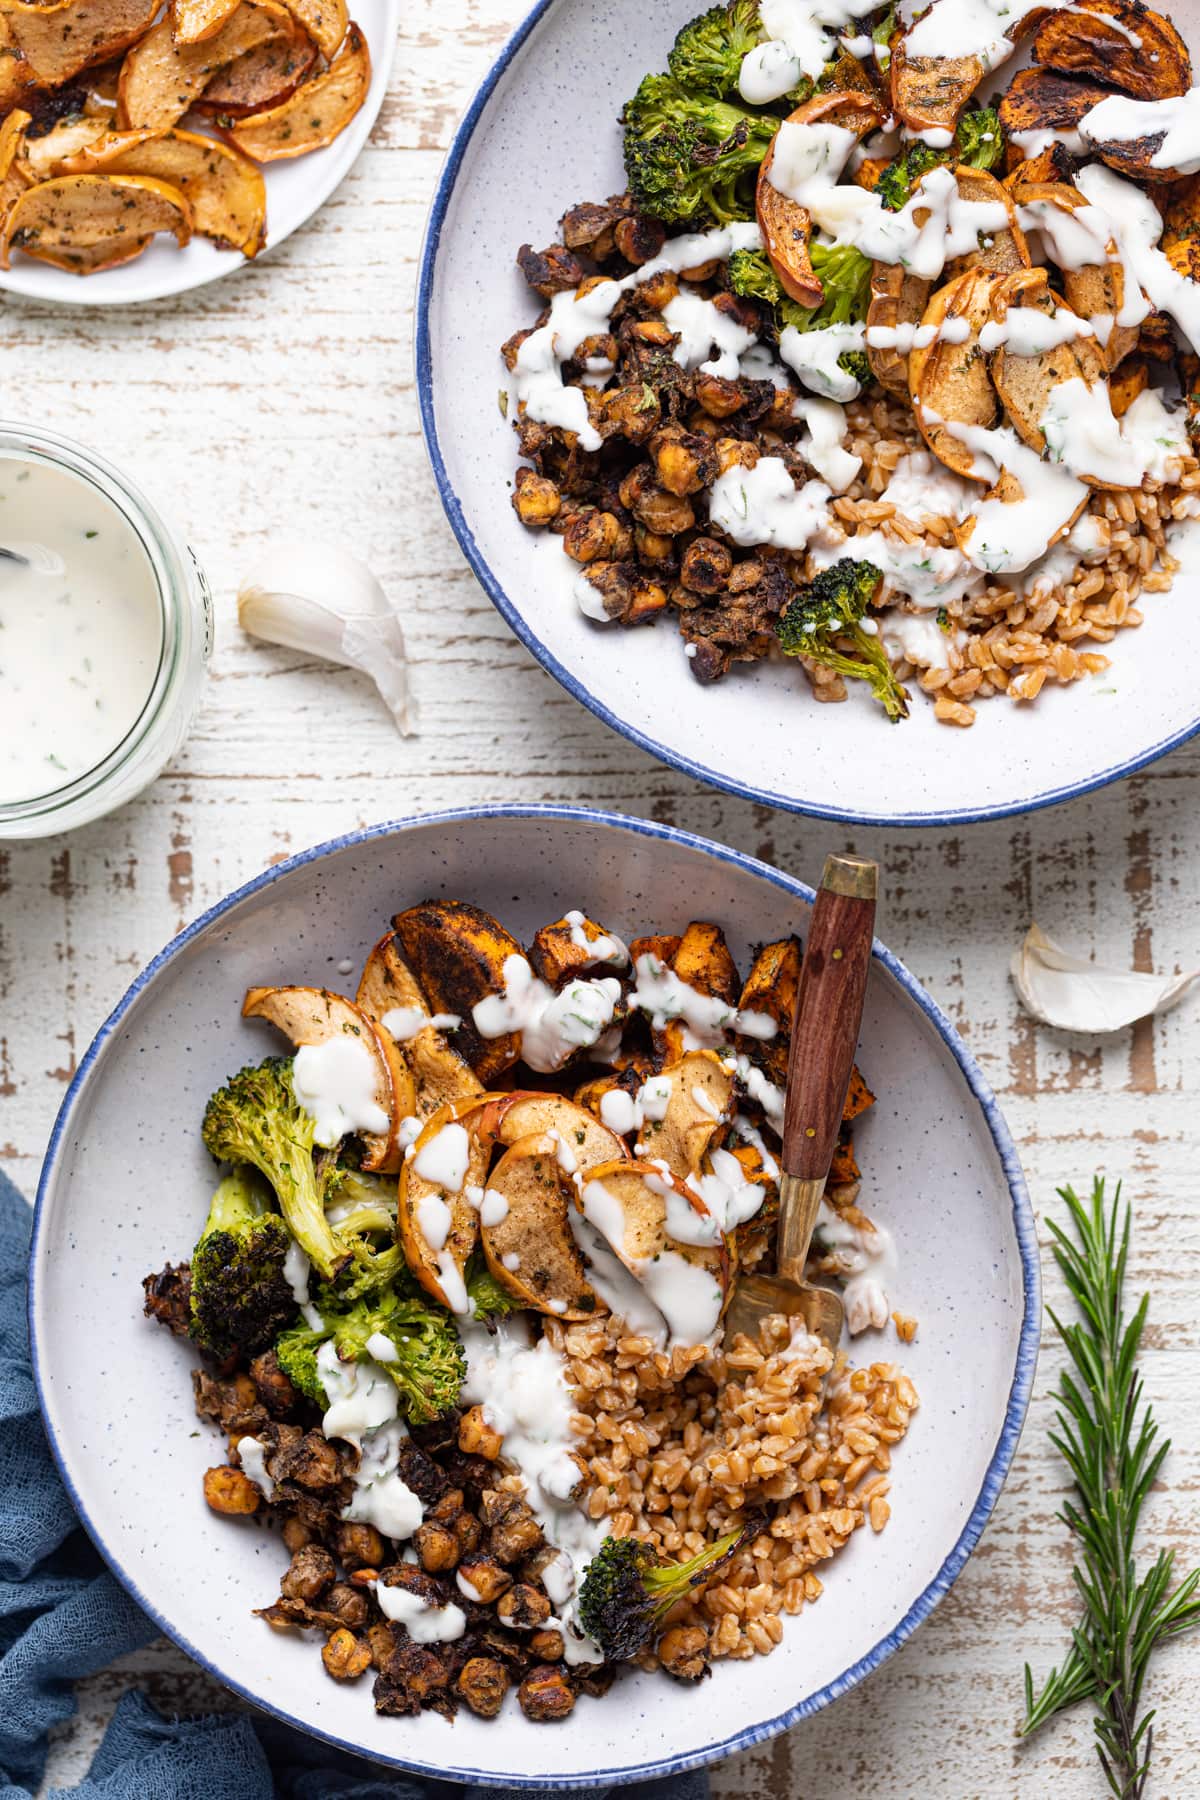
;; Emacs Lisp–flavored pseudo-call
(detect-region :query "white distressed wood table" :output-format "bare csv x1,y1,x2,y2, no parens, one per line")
3,1,1199,1791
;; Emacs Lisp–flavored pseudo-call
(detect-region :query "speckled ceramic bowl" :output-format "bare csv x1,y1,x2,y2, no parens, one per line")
31,807,1038,1787
417,0,1200,825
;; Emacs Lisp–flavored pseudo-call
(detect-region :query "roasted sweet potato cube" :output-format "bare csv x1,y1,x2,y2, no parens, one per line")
843,1063,875,1121
671,921,739,1005
738,938,802,1040
829,1127,861,1186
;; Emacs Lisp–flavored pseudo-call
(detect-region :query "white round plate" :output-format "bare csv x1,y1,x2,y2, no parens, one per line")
0,0,397,307
417,0,1200,825
32,807,1038,1788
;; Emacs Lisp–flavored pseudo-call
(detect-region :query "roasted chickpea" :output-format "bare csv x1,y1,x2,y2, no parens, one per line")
203,1466,259,1516
413,1521,460,1573
322,1628,372,1681
281,1516,313,1554
518,1664,576,1722
512,467,561,527
529,1627,565,1662
658,1624,711,1682
680,537,734,595
458,1404,504,1460
457,1656,510,1719
634,267,679,311
334,1521,385,1571
280,1544,335,1602
456,1554,513,1604
715,436,759,475
497,1582,552,1630
562,510,630,565
614,213,666,265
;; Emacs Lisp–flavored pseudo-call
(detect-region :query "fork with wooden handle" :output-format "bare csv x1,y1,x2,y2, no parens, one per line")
723,852,878,1350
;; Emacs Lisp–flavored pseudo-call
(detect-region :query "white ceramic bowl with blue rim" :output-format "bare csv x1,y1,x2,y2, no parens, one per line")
0,0,398,308
416,0,1200,827
31,807,1038,1786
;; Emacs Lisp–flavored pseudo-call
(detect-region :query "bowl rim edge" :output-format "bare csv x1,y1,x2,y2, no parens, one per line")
30,802,1041,1787
413,0,1200,828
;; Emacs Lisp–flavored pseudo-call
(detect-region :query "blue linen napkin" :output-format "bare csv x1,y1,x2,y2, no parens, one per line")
0,1169,708,1799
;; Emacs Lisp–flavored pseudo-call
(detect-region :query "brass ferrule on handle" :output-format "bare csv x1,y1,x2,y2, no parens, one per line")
820,854,878,900
776,1173,827,1286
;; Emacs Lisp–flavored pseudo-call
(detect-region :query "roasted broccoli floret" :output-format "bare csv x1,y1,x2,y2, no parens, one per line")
955,105,1004,171
622,74,778,226
777,559,910,721
274,1286,465,1425
201,1057,346,1282
578,1524,751,1661
187,1170,296,1363
727,242,871,383
877,106,1004,210
322,1169,416,1301
667,1,765,97
274,1318,329,1404
466,1250,520,1321
871,5,896,73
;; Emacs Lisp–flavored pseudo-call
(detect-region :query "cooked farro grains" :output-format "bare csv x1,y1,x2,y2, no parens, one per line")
541,1305,918,1666
817,395,1200,728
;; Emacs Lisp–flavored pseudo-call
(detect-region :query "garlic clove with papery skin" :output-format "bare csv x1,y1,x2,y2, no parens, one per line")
237,542,416,736
1011,922,1200,1033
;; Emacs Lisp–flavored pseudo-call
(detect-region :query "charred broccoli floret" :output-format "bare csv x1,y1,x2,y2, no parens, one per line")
622,74,778,226
322,1169,416,1301
727,242,871,382
955,105,1004,171
274,1286,465,1425
877,106,1003,210
667,1,766,98
776,558,910,721
188,1170,296,1363
465,1250,520,1321
578,1524,751,1661
201,1057,346,1282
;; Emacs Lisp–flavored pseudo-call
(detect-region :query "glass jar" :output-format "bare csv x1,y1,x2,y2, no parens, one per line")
0,422,212,840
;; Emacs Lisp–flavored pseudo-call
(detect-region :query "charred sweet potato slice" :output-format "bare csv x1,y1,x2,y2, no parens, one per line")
356,929,482,1118
998,65,1113,150
1,169,190,271
192,30,317,114
241,984,416,1172
1079,104,1189,183
989,268,1110,467
1108,355,1148,415
1163,175,1200,282
220,22,369,163
1032,0,1190,101
946,166,1030,279
117,0,291,131
756,91,883,308
909,267,1006,480
63,125,266,255
867,261,932,398
528,914,628,988
393,899,523,1083
0,0,159,87
478,1133,602,1320
173,0,240,43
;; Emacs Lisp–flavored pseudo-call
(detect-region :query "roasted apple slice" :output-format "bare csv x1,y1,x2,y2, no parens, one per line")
220,22,369,163
17,116,116,184
173,0,240,43
576,1159,732,1341
990,268,1112,470
478,1132,602,1319
471,1090,628,1176
396,1096,501,1311
275,0,346,57
117,0,291,130
192,30,317,114
241,984,415,1172
0,0,159,87
756,91,883,308
63,126,266,256
1011,181,1141,369
946,166,1030,279
640,1049,734,1179
1,171,191,272
909,267,1007,479
866,262,933,398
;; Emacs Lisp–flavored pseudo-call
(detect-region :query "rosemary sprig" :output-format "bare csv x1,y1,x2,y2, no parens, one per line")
1020,1179,1200,1798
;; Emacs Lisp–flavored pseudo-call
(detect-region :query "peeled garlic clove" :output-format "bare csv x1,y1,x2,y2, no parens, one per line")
1011,922,1200,1033
237,542,415,736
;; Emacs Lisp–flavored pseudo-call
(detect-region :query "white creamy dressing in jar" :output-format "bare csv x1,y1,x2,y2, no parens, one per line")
0,457,163,806
291,1036,389,1149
